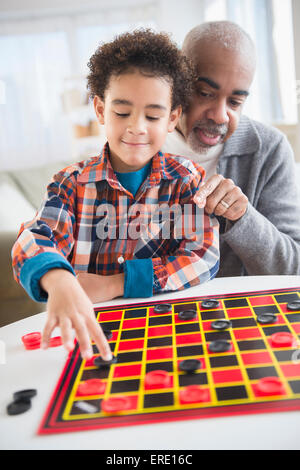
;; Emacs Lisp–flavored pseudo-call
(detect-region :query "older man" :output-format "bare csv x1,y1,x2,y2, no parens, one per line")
163,21,300,277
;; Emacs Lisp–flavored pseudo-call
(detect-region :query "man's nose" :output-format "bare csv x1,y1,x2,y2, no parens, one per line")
206,99,229,125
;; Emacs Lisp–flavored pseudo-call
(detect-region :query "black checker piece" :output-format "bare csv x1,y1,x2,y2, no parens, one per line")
211,319,232,330
179,359,202,373
201,299,219,309
209,339,231,353
257,314,277,325
287,300,300,311
154,303,172,314
178,310,197,320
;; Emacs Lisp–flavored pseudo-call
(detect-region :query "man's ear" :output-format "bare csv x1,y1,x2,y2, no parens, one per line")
168,105,182,133
93,95,105,125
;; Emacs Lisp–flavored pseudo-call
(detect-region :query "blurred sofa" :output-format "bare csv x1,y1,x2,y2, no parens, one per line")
0,160,71,327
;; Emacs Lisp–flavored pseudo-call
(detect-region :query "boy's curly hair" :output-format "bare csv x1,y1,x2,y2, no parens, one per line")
87,29,195,111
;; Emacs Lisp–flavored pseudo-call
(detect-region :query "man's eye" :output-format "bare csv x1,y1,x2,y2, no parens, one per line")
230,100,242,108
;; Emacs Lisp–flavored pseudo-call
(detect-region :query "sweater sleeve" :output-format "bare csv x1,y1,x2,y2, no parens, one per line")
221,135,300,275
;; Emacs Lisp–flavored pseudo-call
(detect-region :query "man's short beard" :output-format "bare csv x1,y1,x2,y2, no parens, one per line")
186,120,228,155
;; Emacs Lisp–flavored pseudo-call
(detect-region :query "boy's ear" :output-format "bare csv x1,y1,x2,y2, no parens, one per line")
167,105,182,133
93,95,105,125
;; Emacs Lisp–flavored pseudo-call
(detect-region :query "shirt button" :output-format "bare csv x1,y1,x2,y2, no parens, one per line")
117,256,125,264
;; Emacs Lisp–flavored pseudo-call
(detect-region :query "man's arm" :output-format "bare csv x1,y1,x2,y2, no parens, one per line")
194,135,300,275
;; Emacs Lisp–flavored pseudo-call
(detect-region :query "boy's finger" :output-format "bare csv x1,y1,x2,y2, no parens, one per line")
41,316,57,349
73,316,94,359
88,316,113,361
59,316,74,352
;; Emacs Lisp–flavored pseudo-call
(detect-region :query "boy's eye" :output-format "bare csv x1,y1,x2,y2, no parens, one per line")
115,112,129,117
146,116,160,121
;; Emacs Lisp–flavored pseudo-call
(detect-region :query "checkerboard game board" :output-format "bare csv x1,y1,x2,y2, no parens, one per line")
38,287,300,434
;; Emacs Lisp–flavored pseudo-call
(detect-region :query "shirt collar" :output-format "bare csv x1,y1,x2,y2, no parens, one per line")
77,142,192,186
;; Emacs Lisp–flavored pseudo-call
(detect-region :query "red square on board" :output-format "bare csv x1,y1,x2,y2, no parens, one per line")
98,310,123,322
146,347,173,361
113,363,142,378
291,324,300,334
117,339,145,351
280,363,300,378
226,307,253,319
176,333,202,345
249,296,274,306
241,351,272,365
212,368,243,384
147,325,173,338
233,327,261,340
122,318,146,329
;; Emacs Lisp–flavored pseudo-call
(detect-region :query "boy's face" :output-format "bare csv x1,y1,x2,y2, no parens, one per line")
94,71,181,172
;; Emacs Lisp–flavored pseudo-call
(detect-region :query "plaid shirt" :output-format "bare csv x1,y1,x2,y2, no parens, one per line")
12,143,219,298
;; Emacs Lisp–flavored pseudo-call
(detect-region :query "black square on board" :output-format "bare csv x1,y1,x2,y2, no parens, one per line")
124,308,147,319
274,293,300,304
147,337,173,348
262,325,291,336
121,329,145,340
200,310,225,321
205,331,231,342
209,355,238,368
231,318,257,328
224,298,249,308
253,305,279,316
110,379,140,394
116,351,143,363
81,368,110,381
144,392,174,408
99,321,120,331
177,344,203,357
145,362,173,373
289,380,300,394
175,323,200,334
274,349,297,362
246,366,278,380
173,303,197,313
216,385,248,401
237,339,266,351
179,373,208,387
286,313,300,323
148,315,172,326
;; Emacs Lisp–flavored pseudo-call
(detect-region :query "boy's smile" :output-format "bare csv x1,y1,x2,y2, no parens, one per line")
94,71,181,172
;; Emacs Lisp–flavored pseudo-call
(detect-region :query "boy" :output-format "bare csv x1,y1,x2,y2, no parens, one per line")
12,30,219,360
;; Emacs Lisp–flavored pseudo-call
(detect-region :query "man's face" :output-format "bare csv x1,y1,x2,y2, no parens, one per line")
180,42,254,154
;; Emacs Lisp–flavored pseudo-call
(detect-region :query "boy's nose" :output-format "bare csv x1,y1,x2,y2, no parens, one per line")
127,116,147,135
206,99,229,125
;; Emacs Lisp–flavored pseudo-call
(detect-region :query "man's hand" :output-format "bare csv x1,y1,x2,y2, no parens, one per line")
77,272,124,304
194,174,248,221
40,269,113,360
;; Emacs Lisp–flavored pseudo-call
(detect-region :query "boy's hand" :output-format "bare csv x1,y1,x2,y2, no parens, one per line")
77,272,124,304
40,269,112,360
194,174,248,221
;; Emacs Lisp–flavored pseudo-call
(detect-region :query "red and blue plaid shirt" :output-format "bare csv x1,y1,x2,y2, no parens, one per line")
12,143,219,300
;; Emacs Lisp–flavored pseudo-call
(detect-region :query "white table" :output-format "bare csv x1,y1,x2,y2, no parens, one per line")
1,276,300,450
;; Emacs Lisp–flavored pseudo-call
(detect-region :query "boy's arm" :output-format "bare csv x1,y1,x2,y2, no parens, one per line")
12,169,77,301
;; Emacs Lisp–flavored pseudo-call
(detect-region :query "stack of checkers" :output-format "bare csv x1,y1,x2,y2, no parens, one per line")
21,332,62,350
6,389,37,415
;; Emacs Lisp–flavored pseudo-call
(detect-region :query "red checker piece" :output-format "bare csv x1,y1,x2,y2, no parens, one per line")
101,395,132,413
21,332,41,350
179,385,210,404
49,336,62,348
255,377,285,396
270,332,296,348
77,379,106,396
144,370,172,390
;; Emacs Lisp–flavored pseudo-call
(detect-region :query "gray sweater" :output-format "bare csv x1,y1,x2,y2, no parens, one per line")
165,115,300,277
